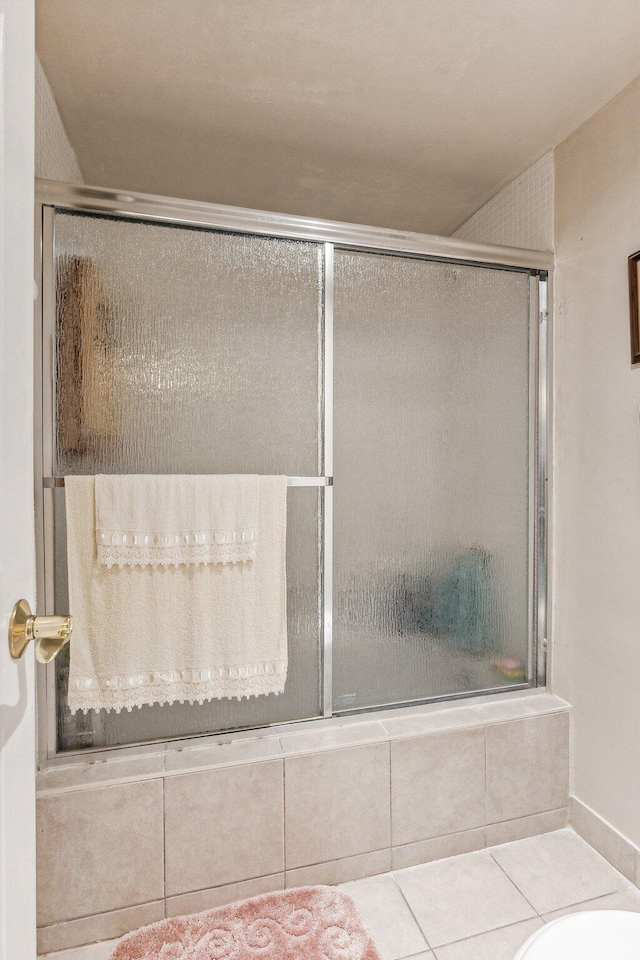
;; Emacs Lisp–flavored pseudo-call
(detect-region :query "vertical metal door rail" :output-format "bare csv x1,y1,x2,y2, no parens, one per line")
322,243,334,716
40,205,58,759
526,275,538,687
536,276,549,685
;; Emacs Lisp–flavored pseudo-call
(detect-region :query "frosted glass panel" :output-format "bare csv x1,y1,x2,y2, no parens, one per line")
53,488,321,749
333,251,531,711
53,211,323,750
55,212,322,476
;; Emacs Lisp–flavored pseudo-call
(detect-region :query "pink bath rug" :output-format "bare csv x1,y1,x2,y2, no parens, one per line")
108,885,382,960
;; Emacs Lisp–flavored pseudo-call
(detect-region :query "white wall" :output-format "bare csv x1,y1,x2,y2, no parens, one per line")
36,55,82,183
453,152,554,251
553,74,640,846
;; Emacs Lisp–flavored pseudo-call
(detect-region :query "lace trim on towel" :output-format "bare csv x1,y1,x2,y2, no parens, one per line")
66,662,288,714
96,527,258,568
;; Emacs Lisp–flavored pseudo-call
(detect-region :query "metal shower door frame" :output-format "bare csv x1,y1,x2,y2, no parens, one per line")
35,180,552,760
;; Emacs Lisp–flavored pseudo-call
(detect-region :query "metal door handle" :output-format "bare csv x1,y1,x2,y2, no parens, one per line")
8,599,72,663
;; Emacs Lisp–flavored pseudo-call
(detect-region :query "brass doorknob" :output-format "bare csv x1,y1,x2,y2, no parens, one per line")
8,599,73,663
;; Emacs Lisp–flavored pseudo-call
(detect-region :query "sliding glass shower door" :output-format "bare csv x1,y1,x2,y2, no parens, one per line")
39,185,544,754
51,211,325,749
333,252,532,711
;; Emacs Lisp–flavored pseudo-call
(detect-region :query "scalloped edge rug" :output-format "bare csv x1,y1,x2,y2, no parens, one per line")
108,885,383,960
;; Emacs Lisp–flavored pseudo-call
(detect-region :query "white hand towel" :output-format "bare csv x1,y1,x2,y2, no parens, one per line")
65,475,287,713
95,474,259,568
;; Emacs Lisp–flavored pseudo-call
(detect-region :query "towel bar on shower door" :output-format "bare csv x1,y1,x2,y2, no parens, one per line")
42,476,333,487
29,477,330,661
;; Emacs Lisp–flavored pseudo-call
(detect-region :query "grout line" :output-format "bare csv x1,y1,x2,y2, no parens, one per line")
538,887,640,919
163,871,286,905
488,851,542,917
483,723,488,827
162,777,167,916
38,897,165,928
389,873,432,953
396,953,437,960
426,916,544,952
388,739,393,852
282,757,287,879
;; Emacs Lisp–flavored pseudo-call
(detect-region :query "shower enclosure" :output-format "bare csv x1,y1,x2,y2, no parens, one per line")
35,180,551,757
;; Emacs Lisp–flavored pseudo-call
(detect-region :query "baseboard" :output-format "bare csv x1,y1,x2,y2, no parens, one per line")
570,795,640,885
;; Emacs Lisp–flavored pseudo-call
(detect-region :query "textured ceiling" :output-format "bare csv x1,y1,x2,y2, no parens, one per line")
37,0,640,236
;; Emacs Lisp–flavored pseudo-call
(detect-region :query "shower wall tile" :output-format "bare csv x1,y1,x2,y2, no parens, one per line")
452,151,554,251
36,751,165,794
391,728,486,846
165,874,285,917
391,827,486,870
285,850,392,888
485,712,570,824
36,56,83,183
486,807,569,846
36,780,164,925
164,761,284,895
278,720,386,755
163,736,283,775
284,743,390,868
36,901,164,956
35,696,571,950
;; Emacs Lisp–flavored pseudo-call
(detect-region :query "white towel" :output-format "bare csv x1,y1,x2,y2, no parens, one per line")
95,474,259,568
65,475,287,714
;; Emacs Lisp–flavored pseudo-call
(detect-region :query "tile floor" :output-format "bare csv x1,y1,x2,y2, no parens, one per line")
40,828,640,960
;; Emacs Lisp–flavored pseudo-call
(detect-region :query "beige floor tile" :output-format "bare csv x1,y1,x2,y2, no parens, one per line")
433,918,543,960
397,953,434,960
490,828,628,914
340,875,429,960
391,728,485,846
284,743,390,868
543,886,640,921
486,713,569,823
394,850,535,948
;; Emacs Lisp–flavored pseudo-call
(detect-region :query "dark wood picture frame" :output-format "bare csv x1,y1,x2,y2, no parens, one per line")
629,250,640,364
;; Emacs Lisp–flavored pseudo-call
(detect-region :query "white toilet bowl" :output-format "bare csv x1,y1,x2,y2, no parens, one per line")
514,911,640,959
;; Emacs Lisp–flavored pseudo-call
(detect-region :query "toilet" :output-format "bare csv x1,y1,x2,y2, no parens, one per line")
514,911,640,958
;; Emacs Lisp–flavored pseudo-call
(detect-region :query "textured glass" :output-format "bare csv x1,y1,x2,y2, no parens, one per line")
55,212,322,476
53,488,320,749
53,211,322,750
333,251,531,711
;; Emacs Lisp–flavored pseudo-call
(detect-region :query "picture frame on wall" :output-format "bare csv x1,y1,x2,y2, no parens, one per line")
629,250,640,364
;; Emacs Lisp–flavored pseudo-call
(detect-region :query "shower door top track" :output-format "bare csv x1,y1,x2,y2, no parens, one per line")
35,179,551,760
36,179,553,273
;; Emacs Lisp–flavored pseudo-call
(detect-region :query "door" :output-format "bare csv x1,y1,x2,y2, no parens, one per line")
333,251,533,710
0,2,36,959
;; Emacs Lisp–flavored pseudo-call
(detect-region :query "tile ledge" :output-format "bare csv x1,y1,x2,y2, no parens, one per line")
37,691,569,796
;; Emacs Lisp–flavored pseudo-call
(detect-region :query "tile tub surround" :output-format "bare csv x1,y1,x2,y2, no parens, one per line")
36,693,570,952
41,829,640,960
